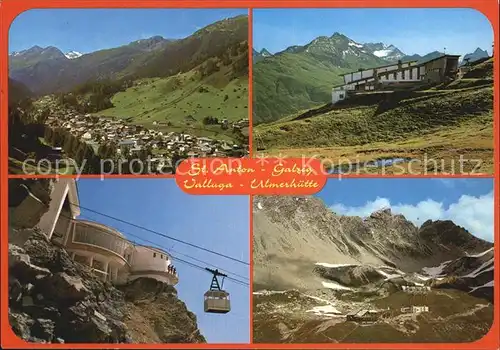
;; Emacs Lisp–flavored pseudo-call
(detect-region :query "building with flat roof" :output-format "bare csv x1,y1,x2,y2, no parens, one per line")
332,54,461,104
29,179,178,286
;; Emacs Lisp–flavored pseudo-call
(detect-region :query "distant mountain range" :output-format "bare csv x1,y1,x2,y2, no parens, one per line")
253,48,272,63
8,15,248,96
252,32,490,123
462,47,490,65
10,47,83,60
253,36,409,65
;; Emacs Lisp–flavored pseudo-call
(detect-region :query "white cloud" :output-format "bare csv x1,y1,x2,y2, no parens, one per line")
330,192,494,242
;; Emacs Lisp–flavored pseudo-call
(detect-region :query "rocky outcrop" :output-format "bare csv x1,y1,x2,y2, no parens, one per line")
8,229,205,344
313,264,387,288
8,179,54,229
428,248,494,302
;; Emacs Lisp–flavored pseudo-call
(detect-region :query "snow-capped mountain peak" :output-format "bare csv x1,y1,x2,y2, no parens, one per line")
259,48,272,57
348,40,363,49
373,48,394,58
359,42,405,61
65,51,83,59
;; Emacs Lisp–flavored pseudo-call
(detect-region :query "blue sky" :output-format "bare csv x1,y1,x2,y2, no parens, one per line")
75,179,250,344
9,9,248,54
316,178,494,242
253,9,493,57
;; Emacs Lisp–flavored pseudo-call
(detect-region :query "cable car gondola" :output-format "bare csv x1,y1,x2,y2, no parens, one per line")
204,268,230,314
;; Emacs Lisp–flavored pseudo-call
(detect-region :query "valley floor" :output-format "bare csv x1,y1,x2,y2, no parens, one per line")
253,288,494,343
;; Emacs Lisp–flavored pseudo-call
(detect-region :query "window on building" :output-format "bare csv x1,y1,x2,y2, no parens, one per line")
409,69,413,80
393,72,397,80
153,252,157,258
402,70,405,80
339,94,344,99
161,254,163,259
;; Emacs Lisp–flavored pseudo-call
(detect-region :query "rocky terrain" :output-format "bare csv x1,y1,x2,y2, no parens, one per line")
8,179,205,344
252,195,494,343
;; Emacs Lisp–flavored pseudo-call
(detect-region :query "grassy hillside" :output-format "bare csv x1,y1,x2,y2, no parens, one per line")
100,67,248,141
252,47,451,125
136,15,248,79
252,33,395,125
253,53,347,124
252,37,392,124
256,86,492,149
20,15,250,142
253,59,494,174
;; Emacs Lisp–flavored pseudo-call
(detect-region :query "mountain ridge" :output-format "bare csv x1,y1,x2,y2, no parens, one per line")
253,195,492,290
253,31,490,124
9,15,248,96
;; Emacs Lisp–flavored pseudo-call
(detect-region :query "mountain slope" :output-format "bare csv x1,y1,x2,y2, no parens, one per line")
9,230,206,343
253,57,493,174
8,78,33,105
252,195,494,343
9,15,248,96
253,48,272,63
253,40,491,125
9,46,67,70
8,15,249,143
135,15,248,79
253,196,492,289
253,33,392,124
86,16,249,139
9,37,174,95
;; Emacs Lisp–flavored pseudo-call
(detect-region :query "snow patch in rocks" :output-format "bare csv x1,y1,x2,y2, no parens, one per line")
306,305,342,316
322,281,352,291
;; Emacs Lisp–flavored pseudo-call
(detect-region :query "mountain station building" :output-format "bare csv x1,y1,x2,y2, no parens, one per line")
332,54,461,104
16,178,179,286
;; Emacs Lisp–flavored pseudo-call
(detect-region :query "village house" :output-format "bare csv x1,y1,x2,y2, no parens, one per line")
82,132,92,140
332,54,462,104
118,139,137,155
402,285,431,293
400,306,429,314
17,178,179,286
43,106,249,166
